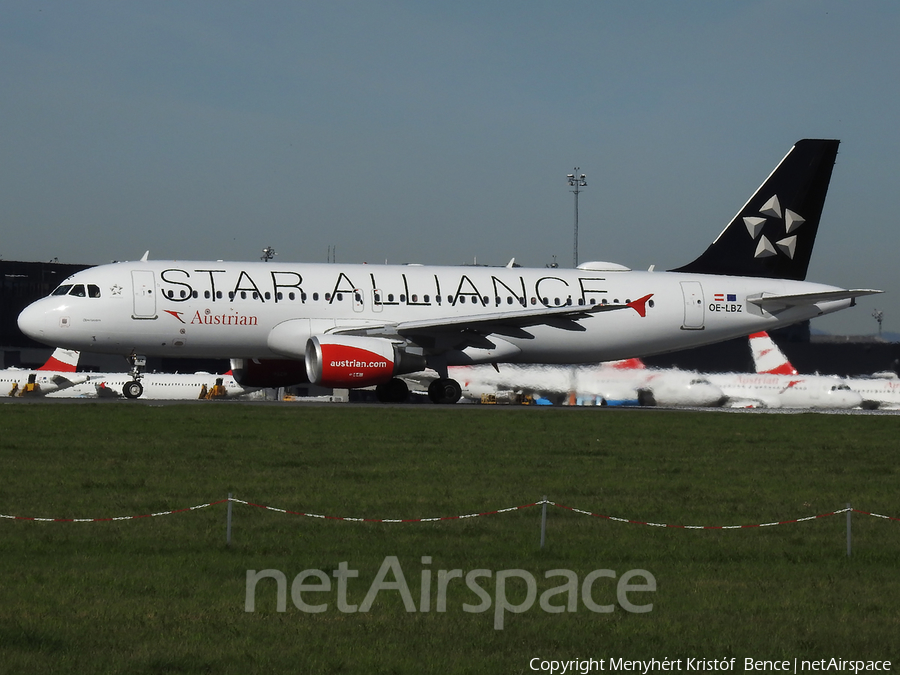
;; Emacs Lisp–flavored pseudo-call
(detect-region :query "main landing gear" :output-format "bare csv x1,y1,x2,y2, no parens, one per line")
427,378,462,405
123,353,146,399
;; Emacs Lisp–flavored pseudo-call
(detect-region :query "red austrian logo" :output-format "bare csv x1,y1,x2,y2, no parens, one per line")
165,309,258,326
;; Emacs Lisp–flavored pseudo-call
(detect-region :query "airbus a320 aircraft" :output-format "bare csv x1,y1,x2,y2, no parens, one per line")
707,332,862,409
17,139,880,403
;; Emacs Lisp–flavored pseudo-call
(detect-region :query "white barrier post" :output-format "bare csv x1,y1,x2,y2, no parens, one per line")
846,503,851,557
540,496,548,549
227,493,233,547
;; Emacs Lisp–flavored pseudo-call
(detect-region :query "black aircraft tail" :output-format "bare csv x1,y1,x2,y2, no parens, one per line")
672,139,839,280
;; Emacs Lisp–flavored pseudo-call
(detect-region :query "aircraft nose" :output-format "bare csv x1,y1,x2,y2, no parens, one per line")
17,301,48,341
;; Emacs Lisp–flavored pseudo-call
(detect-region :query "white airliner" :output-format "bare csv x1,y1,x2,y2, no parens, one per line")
406,360,726,407
17,139,880,403
47,367,252,400
0,348,88,396
747,331,900,410
706,332,862,409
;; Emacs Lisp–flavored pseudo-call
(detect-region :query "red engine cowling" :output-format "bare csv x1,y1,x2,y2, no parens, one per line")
229,358,309,388
305,335,426,388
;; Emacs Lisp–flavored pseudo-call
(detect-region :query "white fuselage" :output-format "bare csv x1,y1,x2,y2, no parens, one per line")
17,260,856,367
46,371,250,400
708,372,862,409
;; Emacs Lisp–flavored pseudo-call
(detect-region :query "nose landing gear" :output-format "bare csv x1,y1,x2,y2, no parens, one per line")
123,353,146,399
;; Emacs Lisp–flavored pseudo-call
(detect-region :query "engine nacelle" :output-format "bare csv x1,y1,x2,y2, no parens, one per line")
305,335,426,388
229,358,309,388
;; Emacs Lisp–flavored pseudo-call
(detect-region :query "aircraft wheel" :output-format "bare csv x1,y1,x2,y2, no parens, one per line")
427,378,462,404
123,380,144,399
376,378,409,403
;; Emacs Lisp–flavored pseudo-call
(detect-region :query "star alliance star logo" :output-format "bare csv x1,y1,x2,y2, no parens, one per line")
743,194,804,260
110,284,123,296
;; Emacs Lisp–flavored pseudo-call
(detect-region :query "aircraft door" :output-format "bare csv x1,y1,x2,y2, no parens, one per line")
680,281,704,330
132,270,157,319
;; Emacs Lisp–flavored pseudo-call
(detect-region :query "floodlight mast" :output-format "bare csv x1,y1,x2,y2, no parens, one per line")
567,168,587,267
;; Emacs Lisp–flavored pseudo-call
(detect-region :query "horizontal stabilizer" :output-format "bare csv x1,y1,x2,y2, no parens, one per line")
747,288,882,310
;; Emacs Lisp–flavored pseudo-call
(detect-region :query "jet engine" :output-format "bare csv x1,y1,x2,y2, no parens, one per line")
305,335,426,388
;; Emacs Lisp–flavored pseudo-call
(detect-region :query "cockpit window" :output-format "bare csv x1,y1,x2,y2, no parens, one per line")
88,284,101,298
69,284,87,297
51,285,73,296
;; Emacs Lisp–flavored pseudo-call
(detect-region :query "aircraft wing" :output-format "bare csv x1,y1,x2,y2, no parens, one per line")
334,294,653,339
747,289,881,311
48,374,91,390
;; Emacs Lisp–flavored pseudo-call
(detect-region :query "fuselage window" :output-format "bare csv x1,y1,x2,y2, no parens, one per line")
423,294,429,303
554,298,560,306
241,291,247,300
277,292,283,301
69,285,86,297
507,297,513,305
216,291,223,299
229,292,235,301
531,297,537,305
459,296,465,304
436,295,442,303
447,295,454,304
252,292,258,300
204,291,211,299
400,294,406,303
482,296,488,305
325,293,331,302
336,293,343,301
301,292,307,301
192,291,199,299
542,297,548,305
356,292,362,302
388,294,394,302
374,293,381,302
264,292,271,300
88,285,101,298
411,294,417,302
313,293,319,301
52,285,73,296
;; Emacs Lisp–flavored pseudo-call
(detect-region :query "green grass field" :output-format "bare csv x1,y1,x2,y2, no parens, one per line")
1,402,899,674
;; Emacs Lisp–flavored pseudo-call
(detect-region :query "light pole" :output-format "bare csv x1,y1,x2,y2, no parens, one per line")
567,168,587,267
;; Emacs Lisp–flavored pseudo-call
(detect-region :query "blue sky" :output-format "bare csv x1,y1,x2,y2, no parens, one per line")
1,1,898,335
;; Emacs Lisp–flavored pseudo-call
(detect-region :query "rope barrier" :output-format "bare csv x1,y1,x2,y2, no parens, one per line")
0,498,895,528
0,499,227,522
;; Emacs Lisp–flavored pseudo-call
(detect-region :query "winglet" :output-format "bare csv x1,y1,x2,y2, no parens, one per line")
627,294,654,318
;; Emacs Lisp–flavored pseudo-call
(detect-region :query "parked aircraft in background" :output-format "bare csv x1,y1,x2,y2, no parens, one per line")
406,360,726,407
48,368,252,400
748,331,900,410
17,140,879,403
707,332,862,409
1,348,88,396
